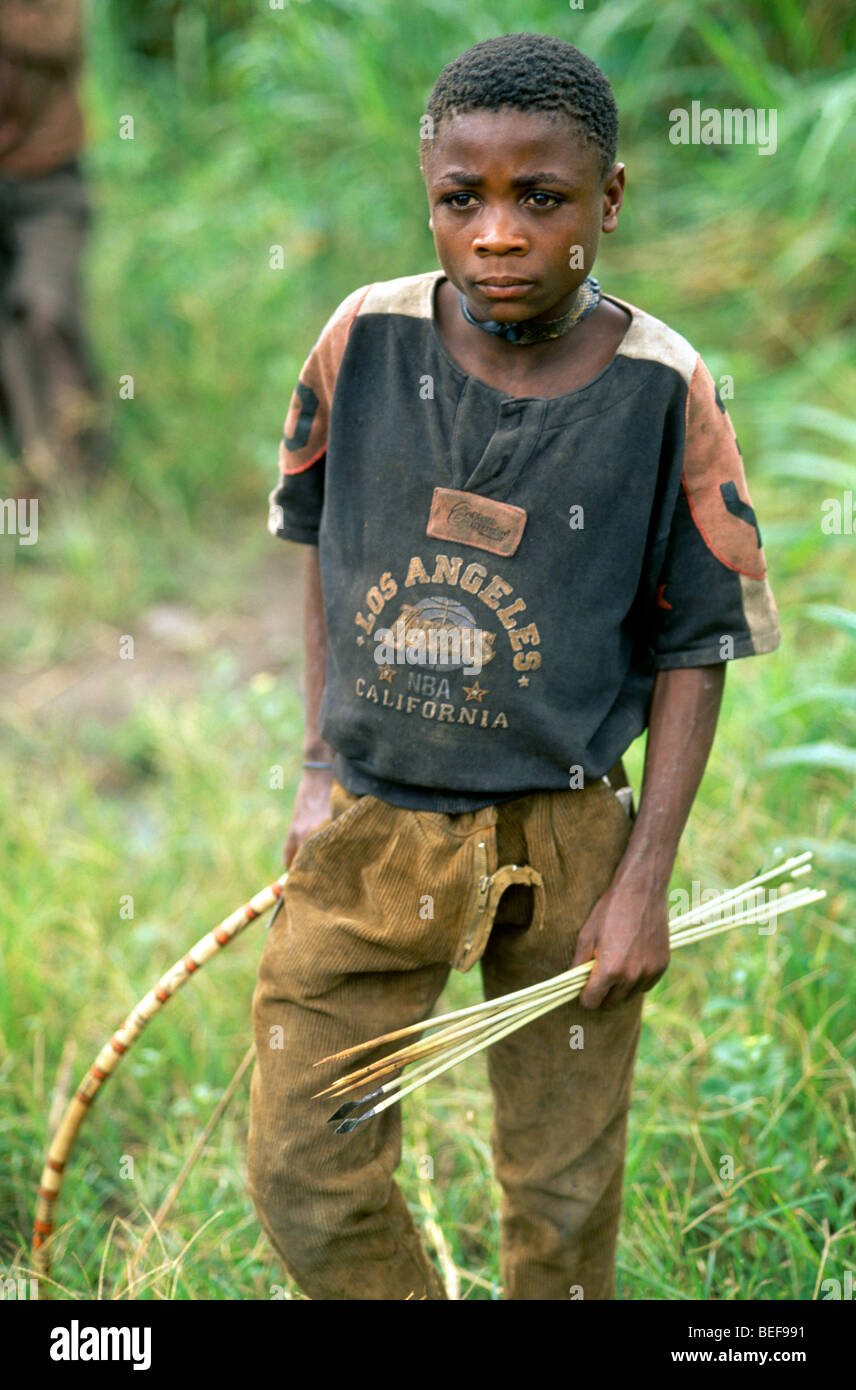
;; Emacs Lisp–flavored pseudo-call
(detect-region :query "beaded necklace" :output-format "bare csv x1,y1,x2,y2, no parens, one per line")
459,274,601,345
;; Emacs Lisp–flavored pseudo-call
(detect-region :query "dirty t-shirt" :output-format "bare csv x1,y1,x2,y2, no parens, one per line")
267,270,781,812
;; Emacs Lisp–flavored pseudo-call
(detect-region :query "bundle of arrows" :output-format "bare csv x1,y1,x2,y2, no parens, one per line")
314,851,825,1132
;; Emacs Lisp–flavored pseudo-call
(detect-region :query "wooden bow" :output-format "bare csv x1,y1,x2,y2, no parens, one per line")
32,871,288,1284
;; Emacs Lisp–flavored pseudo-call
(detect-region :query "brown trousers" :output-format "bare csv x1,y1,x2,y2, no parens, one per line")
248,770,644,1300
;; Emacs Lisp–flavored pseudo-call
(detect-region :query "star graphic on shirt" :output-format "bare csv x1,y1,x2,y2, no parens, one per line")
356,635,365,645
517,675,530,687
378,665,395,682
463,681,488,703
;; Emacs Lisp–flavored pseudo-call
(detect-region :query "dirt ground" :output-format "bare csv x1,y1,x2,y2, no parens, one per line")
0,545,307,729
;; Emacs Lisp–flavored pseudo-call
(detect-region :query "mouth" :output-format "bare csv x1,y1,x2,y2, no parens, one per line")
473,277,535,300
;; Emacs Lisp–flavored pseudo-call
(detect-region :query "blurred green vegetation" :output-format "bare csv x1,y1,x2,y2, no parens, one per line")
0,0,854,1300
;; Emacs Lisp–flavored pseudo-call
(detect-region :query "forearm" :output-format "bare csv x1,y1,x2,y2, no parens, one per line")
0,55,53,149
280,545,335,867
614,663,727,892
573,663,726,1008
0,1,83,69
301,544,335,764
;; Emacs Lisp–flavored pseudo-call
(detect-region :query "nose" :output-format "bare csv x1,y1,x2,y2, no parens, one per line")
472,206,529,256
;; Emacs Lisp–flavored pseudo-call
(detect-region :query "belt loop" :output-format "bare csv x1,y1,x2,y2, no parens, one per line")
452,817,497,973
485,863,545,934
453,827,546,972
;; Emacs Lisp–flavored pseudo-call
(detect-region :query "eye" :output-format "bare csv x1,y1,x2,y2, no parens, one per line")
525,191,562,208
442,193,478,210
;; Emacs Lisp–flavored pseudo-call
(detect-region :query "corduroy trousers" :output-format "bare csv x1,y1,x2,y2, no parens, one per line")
247,769,644,1300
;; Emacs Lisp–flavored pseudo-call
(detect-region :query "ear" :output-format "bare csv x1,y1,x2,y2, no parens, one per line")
601,163,625,234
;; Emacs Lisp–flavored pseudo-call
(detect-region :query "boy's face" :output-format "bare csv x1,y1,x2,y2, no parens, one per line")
423,108,624,325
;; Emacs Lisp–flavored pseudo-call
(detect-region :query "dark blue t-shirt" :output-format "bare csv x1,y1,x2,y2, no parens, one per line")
267,271,781,812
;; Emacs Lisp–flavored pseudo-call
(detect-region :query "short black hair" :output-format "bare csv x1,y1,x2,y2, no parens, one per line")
422,32,618,180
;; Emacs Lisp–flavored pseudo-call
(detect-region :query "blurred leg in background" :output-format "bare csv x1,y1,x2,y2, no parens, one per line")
0,0,108,492
0,158,107,488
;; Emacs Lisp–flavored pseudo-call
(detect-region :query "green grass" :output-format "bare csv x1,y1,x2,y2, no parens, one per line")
0,0,853,1300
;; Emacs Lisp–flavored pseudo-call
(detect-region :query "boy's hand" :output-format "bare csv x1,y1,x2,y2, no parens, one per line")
570,872,670,1010
571,663,726,1010
283,768,335,869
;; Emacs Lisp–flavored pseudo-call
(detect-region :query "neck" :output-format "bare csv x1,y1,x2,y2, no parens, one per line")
459,276,602,346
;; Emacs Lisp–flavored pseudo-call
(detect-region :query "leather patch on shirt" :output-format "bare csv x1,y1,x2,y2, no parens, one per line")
682,358,767,579
426,487,527,557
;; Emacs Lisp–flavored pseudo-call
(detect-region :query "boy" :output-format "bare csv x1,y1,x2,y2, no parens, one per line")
247,33,780,1301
